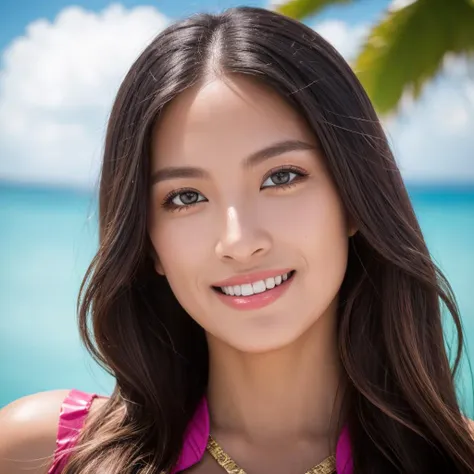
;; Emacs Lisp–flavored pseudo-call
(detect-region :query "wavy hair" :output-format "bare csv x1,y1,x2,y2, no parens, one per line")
63,6,474,473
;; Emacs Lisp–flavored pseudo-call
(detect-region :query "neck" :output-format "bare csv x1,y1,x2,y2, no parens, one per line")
206,304,344,447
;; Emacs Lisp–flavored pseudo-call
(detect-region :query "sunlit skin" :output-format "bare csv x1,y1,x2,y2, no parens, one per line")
148,76,357,473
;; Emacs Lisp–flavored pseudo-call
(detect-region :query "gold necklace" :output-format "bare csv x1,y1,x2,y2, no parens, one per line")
206,435,336,474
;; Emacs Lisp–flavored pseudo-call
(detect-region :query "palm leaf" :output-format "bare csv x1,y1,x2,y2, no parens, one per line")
355,0,474,114
276,0,354,20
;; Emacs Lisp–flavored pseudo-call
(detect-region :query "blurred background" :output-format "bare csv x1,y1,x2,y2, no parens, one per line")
1,0,473,413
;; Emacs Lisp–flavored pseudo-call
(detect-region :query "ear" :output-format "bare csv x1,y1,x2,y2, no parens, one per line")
154,259,165,276
347,214,358,238
147,239,165,276
348,225,358,238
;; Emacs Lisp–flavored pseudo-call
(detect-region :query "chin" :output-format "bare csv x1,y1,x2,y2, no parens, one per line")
222,324,310,354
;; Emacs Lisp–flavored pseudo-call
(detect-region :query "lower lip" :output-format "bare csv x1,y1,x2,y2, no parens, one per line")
213,273,295,311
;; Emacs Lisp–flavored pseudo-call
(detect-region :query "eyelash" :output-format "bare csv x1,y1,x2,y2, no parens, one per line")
161,165,309,212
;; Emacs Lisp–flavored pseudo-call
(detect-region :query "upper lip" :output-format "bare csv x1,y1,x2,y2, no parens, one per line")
212,268,294,287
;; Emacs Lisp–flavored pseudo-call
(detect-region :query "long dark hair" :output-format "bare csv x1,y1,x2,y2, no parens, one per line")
64,6,474,473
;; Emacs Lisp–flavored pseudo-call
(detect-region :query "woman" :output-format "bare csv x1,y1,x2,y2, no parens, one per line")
1,6,474,474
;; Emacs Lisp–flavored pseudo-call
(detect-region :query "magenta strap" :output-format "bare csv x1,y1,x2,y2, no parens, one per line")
48,389,98,474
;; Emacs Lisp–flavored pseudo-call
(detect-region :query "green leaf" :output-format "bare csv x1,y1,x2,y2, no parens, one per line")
276,0,354,20
355,0,474,114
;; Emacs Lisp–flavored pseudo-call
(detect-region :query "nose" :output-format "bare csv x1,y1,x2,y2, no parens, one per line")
215,206,272,264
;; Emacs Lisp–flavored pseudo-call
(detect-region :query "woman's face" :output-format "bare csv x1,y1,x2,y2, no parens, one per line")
148,75,354,353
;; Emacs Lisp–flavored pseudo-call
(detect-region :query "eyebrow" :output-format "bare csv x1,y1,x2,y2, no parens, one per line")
150,139,317,185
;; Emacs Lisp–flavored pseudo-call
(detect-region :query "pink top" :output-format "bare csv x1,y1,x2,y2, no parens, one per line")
48,389,353,473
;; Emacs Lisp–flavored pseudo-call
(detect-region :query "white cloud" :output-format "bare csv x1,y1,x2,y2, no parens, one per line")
314,20,369,61
390,0,417,12
387,64,474,183
0,7,473,188
266,0,287,9
0,4,169,189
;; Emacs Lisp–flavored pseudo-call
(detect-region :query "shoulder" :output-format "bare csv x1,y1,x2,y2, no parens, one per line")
0,390,107,474
0,390,70,474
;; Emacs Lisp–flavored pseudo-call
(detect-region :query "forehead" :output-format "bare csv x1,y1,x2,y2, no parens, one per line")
150,75,317,168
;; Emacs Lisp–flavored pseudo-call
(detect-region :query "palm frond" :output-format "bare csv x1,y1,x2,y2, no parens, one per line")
355,0,474,114
276,0,353,20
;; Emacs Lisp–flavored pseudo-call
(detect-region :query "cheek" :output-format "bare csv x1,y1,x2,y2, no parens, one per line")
148,217,209,319
264,186,348,254
265,187,349,296
150,213,214,285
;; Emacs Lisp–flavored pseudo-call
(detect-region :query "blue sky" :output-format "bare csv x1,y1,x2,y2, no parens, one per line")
0,0,391,52
0,0,473,189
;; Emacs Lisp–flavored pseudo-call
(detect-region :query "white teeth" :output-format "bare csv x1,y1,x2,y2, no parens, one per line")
219,271,293,296
252,280,266,294
265,277,275,289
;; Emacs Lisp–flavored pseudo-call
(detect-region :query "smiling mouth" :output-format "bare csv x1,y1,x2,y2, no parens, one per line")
212,270,296,297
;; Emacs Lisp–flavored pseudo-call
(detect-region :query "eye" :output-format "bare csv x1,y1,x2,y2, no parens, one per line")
261,167,308,189
162,188,207,211
172,191,204,206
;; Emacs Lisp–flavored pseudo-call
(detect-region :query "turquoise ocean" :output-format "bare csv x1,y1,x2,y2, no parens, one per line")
1,183,473,415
